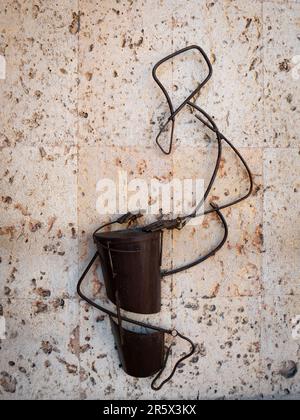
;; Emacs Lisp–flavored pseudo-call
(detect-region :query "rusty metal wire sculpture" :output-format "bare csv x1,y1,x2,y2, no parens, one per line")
77,45,253,391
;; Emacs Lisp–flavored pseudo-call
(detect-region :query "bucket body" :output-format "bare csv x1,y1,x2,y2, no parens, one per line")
110,319,165,378
94,228,161,314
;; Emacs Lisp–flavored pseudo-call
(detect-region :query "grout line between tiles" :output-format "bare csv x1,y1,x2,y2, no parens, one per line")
258,0,266,398
75,0,81,401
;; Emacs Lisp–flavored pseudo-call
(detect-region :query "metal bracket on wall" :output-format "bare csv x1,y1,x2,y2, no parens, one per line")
77,45,253,390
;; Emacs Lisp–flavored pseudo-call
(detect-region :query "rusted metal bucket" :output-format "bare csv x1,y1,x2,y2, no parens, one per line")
94,228,162,314
110,319,165,378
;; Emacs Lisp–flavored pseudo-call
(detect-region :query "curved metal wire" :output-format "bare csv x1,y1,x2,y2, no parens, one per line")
77,45,253,391
146,44,253,232
161,203,228,277
152,45,213,155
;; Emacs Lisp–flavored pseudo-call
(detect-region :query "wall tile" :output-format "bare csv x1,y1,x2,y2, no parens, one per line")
77,143,174,398
170,0,264,148
78,301,171,399
263,1,300,147
0,1,78,147
0,146,78,299
77,143,173,304
260,295,300,399
172,146,263,298
263,148,300,296
169,296,261,399
0,298,80,400
78,0,174,147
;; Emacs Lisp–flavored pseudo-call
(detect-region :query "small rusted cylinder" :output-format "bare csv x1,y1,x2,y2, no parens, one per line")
110,319,165,378
94,228,161,314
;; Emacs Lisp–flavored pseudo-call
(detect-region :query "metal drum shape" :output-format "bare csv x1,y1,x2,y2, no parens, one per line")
110,319,165,378
94,229,161,314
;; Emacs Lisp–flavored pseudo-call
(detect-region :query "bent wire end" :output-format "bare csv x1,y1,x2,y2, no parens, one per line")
155,117,175,155
151,330,196,391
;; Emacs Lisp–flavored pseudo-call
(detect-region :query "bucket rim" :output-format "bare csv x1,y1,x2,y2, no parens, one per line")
110,318,164,338
94,227,160,244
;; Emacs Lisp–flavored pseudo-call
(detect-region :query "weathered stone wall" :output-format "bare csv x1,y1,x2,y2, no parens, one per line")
0,0,299,400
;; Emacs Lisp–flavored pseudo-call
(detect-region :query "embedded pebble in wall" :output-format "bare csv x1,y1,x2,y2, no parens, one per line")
279,361,298,380
0,372,17,394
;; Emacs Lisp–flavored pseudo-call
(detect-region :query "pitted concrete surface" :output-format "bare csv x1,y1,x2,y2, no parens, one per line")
0,0,299,400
